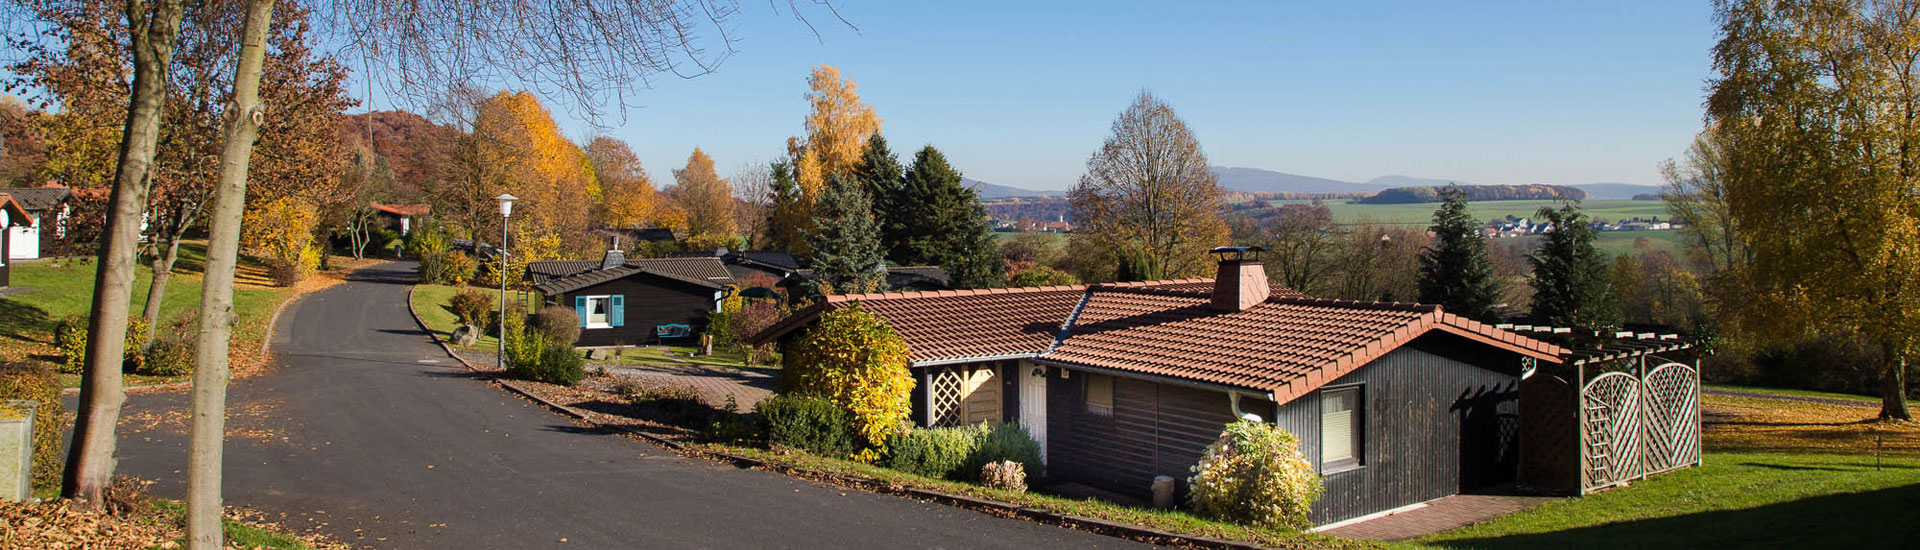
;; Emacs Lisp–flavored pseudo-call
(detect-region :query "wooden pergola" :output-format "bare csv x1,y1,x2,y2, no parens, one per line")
1504,326,1703,495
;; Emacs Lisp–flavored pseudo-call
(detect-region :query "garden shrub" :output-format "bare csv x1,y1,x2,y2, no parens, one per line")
242,196,321,286
448,290,494,326
884,424,987,479
1188,420,1322,529
729,301,784,364
440,251,477,286
533,305,582,344
504,329,585,386
961,422,1045,483
53,316,158,374
53,316,88,374
0,361,67,489
474,255,528,290
705,395,765,442
980,460,1027,493
755,395,856,458
137,316,197,377
780,305,913,459
417,252,447,284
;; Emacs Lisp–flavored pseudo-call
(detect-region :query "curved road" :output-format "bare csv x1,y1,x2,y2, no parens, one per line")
112,262,1150,549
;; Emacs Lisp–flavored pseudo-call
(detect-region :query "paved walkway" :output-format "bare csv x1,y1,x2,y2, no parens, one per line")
1319,492,1556,541
606,363,776,410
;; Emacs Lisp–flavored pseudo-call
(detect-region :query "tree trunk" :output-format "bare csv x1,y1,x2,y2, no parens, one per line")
1885,353,1911,421
141,234,184,332
63,0,188,506
188,1,273,547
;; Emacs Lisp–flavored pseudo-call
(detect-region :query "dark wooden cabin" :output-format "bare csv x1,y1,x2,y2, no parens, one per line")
529,253,735,346
754,248,1562,526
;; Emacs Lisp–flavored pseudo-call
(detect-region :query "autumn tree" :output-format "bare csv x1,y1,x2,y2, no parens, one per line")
772,65,882,254
1068,91,1228,282
0,97,47,185
1331,224,1425,303
892,145,1003,289
1257,204,1338,295
1418,186,1503,322
462,91,600,260
587,136,661,235
670,147,737,242
1660,126,1750,274
1528,203,1618,332
1709,0,1919,419
730,161,775,249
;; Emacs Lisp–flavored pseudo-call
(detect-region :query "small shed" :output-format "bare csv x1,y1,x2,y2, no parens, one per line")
0,194,33,287
529,253,735,346
0,186,72,260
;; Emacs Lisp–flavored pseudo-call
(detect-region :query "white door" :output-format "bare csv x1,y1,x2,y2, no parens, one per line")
1018,361,1048,463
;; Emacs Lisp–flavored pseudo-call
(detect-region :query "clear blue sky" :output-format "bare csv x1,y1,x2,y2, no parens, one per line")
383,1,1720,192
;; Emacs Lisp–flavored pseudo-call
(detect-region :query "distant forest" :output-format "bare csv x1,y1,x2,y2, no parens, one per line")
1357,184,1586,204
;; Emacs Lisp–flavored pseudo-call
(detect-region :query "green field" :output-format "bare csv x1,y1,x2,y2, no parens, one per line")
1266,199,1673,226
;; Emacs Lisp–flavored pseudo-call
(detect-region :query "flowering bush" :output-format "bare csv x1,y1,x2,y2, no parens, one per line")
980,460,1027,493
780,305,913,460
1188,420,1322,529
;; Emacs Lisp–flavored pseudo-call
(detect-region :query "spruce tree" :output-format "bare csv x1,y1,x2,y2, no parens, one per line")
852,134,907,255
1528,202,1620,332
895,146,1004,289
1418,186,1502,322
806,173,888,295
766,159,803,251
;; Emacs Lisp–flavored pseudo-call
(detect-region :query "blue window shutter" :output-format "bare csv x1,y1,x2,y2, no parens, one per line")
574,295,588,327
610,295,625,327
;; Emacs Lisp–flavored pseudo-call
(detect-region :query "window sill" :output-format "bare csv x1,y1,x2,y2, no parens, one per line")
1323,461,1364,476
585,323,613,330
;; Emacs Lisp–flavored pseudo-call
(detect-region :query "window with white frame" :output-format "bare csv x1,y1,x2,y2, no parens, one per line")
1321,385,1362,472
584,295,612,328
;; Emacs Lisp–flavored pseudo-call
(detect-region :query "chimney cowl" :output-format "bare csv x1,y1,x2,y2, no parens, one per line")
1210,246,1270,312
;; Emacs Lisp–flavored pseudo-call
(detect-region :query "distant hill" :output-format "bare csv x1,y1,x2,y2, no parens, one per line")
965,178,1058,199
1572,182,1664,200
1212,166,1389,194
1365,175,1476,188
1358,184,1586,204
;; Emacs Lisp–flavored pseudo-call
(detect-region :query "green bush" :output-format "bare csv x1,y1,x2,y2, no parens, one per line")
504,329,585,386
0,361,67,489
780,305,913,460
137,316,197,377
53,316,87,374
962,422,1045,483
53,316,158,374
756,395,856,459
1188,420,1322,529
885,424,987,479
448,290,494,326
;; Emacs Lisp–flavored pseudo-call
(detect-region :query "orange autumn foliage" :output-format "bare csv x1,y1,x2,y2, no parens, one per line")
473,91,600,260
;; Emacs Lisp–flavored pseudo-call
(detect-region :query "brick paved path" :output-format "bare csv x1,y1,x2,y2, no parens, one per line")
1319,492,1556,541
607,363,777,409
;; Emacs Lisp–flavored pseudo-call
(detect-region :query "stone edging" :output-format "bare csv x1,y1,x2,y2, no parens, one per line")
402,284,1279,550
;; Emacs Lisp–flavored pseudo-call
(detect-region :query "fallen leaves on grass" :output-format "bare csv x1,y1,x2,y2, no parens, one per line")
1704,394,1918,456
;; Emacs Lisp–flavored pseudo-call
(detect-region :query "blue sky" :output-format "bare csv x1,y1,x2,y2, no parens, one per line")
370,1,1719,192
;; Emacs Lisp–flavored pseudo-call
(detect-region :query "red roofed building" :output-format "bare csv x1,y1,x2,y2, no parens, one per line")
369,202,431,235
755,247,1573,526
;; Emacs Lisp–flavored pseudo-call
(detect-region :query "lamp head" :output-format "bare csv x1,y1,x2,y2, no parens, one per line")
495,193,519,217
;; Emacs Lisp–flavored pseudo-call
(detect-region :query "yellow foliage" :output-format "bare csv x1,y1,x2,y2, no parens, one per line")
673,147,737,239
474,91,600,258
782,305,913,454
776,65,881,254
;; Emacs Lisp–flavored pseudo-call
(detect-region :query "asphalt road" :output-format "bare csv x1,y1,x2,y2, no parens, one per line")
107,262,1152,549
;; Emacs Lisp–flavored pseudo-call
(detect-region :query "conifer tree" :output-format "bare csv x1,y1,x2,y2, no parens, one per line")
1529,203,1619,332
893,146,1003,289
1418,186,1502,322
805,174,887,295
766,159,803,251
852,134,905,254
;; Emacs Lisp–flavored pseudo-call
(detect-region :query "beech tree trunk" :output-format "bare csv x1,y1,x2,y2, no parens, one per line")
63,0,188,506
1885,353,1912,421
141,225,190,332
188,1,273,546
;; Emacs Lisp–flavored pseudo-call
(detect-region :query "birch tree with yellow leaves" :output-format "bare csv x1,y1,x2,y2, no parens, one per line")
771,65,881,254
1708,0,1917,419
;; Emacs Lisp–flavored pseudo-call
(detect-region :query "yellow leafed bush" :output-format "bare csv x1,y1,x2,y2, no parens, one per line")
781,305,913,459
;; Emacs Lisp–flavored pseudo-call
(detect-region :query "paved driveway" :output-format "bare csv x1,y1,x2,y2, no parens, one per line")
106,262,1152,549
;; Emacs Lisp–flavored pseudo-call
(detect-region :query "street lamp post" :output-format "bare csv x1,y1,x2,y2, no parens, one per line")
495,193,518,371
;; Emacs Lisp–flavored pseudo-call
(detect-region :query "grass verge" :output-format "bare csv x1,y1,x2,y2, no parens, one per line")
1703,382,1881,403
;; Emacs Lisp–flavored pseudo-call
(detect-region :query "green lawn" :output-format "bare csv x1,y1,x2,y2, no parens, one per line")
1,245,294,386
1418,452,1920,549
1704,383,1881,403
410,282,514,351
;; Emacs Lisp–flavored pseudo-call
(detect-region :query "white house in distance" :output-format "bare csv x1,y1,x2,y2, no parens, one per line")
0,185,75,260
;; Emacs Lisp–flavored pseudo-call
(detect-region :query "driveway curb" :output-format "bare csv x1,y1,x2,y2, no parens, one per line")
404,284,1287,550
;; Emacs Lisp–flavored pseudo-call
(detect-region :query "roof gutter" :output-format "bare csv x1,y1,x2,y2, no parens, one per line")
911,353,1040,368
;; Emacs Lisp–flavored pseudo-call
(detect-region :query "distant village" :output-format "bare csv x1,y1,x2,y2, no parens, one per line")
1482,214,1680,238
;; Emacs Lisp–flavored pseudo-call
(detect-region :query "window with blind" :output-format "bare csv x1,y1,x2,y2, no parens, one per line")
1084,373,1113,416
1321,386,1362,472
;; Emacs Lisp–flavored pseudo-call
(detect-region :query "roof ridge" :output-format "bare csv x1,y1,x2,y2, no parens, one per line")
825,284,1090,303
1268,295,1439,312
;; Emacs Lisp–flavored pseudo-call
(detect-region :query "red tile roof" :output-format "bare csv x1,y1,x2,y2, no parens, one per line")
0,194,32,226
750,277,1563,403
370,202,432,216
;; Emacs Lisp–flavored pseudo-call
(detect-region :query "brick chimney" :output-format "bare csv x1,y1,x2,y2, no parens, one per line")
600,248,626,270
1210,246,1270,312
